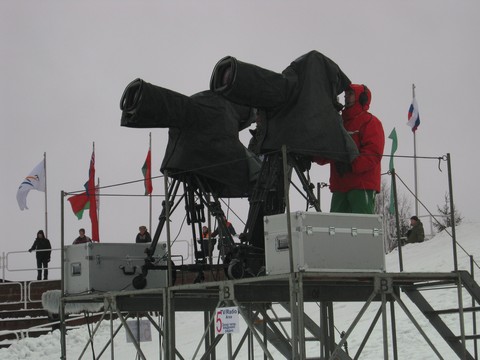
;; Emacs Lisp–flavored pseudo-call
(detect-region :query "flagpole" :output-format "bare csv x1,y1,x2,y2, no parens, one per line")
412,84,419,216
149,132,152,232
44,152,48,238
97,177,100,238
89,141,99,242
92,142,95,240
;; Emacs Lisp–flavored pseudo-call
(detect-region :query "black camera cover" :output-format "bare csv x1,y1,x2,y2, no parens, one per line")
210,51,358,163
120,80,259,198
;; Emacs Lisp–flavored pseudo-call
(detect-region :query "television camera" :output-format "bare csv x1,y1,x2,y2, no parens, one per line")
119,50,358,287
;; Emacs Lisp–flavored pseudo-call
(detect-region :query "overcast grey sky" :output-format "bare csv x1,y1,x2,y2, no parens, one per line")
1,1,479,278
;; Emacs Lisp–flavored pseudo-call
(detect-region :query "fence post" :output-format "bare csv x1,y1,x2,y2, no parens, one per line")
1,252,5,282
391,169,404,272
446,153,458,271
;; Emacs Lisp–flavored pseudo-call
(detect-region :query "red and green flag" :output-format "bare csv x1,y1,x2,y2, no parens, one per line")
67,192,89,220
67,147,100,242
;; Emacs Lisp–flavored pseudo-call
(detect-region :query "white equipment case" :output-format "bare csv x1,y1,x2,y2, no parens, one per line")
264,211,385,274
64,242,169,294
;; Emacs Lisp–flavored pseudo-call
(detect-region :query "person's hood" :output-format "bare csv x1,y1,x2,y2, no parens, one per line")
343,84,370,119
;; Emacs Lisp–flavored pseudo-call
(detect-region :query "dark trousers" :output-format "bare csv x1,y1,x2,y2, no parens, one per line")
36,258,48,280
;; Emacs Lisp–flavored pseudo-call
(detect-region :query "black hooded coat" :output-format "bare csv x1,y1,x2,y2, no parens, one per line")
29,231,51,262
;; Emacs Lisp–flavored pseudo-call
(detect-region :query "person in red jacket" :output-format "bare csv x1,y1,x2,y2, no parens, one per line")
317,84,385,214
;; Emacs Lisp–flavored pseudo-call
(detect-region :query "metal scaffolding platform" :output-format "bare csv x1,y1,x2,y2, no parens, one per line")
58,152,474,359
59,270,480,359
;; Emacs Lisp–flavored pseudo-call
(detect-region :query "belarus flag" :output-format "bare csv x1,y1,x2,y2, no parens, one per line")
407,98,420,132
67,192,90,220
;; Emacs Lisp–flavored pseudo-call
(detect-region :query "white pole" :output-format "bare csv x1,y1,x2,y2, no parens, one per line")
44,152,48,238
412,84,419,216
97,177,100,238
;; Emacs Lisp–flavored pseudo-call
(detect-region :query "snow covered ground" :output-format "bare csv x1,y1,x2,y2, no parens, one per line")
2,222,480,359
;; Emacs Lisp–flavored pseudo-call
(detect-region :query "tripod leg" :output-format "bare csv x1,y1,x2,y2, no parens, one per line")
146,179,180,257
241,153,287,249
290,155,321,212
133,179,180,289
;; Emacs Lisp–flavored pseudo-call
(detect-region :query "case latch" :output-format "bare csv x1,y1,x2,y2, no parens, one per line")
275,235,289,251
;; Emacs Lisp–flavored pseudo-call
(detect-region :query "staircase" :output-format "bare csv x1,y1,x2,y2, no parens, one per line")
0,280,61,347
0,279,121,349
237,271,480,360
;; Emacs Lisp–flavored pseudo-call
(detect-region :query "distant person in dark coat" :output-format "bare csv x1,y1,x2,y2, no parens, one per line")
197,225,216,257
406,216,425,243
135,226,152,243
73,228,92,244
211,217,236,239
201,226,211,239
211,217,237,259
28,230,52,280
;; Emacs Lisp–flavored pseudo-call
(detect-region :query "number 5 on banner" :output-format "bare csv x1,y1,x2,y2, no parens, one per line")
216,310,223,333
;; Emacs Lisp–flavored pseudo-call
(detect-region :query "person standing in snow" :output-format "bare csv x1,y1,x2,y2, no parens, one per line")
28,230,52,280
406,215,425,243
315,84,385,214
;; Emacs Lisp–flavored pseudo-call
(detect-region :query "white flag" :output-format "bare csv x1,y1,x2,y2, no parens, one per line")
16,159,46,210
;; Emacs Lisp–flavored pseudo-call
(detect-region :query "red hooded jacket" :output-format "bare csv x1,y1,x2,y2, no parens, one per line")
328,84,385,193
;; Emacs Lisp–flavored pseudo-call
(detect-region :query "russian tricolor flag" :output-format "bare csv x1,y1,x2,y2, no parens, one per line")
407,98,420,132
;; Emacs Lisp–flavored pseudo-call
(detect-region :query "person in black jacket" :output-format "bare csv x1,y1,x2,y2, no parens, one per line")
28,230,52,280
211,217,237,259
73,228,92,244
135,226,152,243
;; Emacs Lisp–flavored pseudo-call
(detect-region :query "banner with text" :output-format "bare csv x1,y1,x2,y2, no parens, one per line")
215,306,240,334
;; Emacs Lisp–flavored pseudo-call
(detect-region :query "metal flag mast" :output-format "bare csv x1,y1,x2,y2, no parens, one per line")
412,83,419,216
89,142,100,242
149,132,152,232
44,152,48,238
97,176,100,239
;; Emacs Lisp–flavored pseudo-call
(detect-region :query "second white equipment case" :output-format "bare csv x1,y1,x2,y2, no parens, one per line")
264,211,385,275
